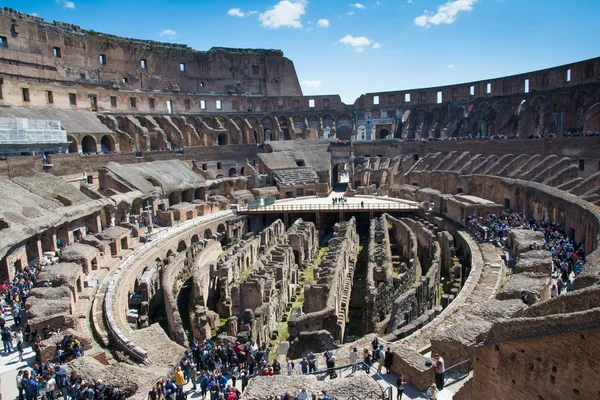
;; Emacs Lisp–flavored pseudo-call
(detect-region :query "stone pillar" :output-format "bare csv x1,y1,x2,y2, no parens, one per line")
41,230,58,253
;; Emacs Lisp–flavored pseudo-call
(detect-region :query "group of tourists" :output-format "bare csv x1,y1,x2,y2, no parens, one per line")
16,364,125,400
149,338,278,400
1,261,38,360
331,196,348,205
468,211,584,295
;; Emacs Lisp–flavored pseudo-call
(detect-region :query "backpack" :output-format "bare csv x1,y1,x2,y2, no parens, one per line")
56,375,68,388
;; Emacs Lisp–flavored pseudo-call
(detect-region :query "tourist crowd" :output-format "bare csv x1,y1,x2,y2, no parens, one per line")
467,211,585,294
2,255,101,400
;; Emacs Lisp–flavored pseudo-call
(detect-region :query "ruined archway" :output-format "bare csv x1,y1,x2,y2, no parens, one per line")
81,135,97,154
100,135,115,153
229,167,237,177
67,135,78,153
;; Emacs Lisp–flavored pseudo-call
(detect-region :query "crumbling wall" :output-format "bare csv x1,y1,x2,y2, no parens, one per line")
388,218,441,334
363,215,419,333
290,217,359,343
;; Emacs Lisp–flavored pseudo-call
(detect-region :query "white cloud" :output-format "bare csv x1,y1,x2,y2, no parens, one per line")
228,8,245,17
339,34,373,52
301,80,322,88
447,64,455,68
159,29,177,36
407,0,413,3
375,1,381,6
347,11,355,16
373,42,381,49
228,8,258,17
339,34,371,47
414,0,476,27
31,12,39,16
352,3,366,8
317,18,330,28
56,0,75,9
260,0,307,29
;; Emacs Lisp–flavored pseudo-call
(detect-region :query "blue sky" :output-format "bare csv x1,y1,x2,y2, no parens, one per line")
11,0,600,103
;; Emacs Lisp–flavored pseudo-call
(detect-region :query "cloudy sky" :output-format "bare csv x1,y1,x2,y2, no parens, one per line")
13,0,600,103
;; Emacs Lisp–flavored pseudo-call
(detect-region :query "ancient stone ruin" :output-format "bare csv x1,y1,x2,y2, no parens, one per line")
0,7,599,400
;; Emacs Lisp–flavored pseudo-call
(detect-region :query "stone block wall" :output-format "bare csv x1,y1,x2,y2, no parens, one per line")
388,218,441,334
364,215,419,333
455,310,600,400
293,217,359,342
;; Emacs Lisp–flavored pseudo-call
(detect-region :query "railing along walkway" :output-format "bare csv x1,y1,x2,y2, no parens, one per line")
238,202,420,213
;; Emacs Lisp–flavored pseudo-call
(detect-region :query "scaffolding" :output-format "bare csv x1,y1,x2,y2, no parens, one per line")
0,117,70,156
0,117,67,145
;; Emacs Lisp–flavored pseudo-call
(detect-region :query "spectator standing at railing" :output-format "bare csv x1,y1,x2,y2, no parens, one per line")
431,353,445,390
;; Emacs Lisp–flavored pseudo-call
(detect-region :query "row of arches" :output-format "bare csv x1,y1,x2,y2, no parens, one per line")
67,134,117,154
396,89,600,139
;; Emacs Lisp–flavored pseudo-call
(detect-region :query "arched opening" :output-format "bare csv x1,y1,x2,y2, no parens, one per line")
514,189,522,213
191,234,200,245
377,129,390,140
100,135,115,153
177,240,187,252
194,187,204,200
182,189,194,203
67,135,78,153
336,126,352,141
296,160,306,167
240,167,246,176
332,163,348,188
229,168,237,177
169,191,180,206
217,133,228,146
217,223,227,246
204,229,213,240
81,135,97,154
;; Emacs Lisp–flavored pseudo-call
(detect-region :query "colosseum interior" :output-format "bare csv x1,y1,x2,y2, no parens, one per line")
0,6,599,400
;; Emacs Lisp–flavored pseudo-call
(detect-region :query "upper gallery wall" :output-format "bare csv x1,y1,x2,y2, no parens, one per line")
0,7,598,133
0,8,302,97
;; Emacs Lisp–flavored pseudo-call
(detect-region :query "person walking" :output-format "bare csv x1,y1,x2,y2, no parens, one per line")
17,339,24,362
189,363,197,391
2,327,12,353
350,348,358,372
396,375,406,400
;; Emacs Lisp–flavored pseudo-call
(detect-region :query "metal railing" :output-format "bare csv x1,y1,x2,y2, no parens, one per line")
238,202,419,213
443,358,471,385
